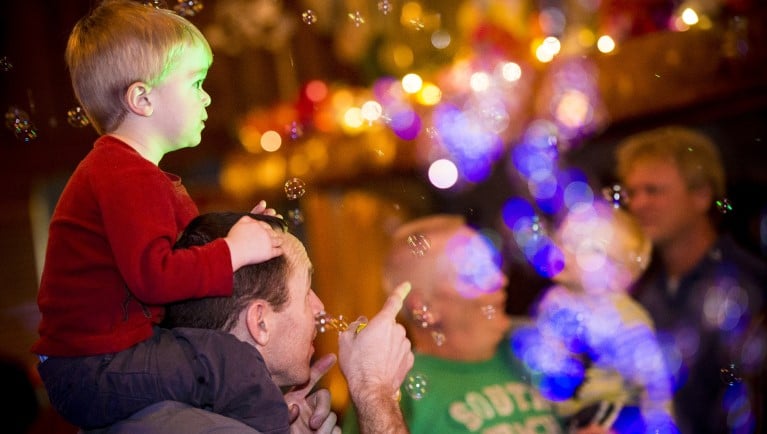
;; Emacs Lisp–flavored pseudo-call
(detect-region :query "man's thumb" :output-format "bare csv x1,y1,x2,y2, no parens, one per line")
288,403,300,423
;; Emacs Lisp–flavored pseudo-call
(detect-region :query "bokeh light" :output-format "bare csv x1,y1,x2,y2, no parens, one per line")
428,158,458,189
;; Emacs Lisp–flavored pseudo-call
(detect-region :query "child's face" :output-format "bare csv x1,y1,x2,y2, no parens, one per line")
148,41,212,152
555,210,648,294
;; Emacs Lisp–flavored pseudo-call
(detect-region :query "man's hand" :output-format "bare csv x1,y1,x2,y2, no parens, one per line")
339,281,413,395
338,282,413,434
284,354,341,434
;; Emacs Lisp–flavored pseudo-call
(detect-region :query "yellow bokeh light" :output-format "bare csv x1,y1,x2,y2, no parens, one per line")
400,2,423,27
260,130,282,152
555,89,591,128
401,73,423,94
416,82,442,105
289,153,310,178
597,35,616,53
501,62,522,82
331,89,355,112
470,71,491,92
534,37,560,63
361,100,383,122
577,28,596,48
343,107,364,131
392,44,414,70
681,8,699,26
238,124,262,154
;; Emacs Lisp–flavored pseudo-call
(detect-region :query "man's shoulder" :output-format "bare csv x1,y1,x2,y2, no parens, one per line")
716,235,767,281
81,401,260,434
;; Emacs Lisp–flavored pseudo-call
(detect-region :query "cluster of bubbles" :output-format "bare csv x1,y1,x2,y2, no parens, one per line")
4,106,38,142
283,177,306,227
314,310,430,400
301,2,393,26
314,311,351,334
140,0,202,17
66,106,90,128
411,303,445,347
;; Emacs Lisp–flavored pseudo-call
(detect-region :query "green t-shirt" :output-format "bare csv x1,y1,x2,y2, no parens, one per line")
343,344,564,434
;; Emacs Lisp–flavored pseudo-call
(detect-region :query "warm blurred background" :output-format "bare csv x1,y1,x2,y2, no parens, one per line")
1,0,766,432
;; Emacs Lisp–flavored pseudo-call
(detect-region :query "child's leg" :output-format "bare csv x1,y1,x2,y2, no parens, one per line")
38,327,289,432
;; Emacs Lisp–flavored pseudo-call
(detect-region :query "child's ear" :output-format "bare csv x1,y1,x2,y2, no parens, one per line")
125,81,153,116
245,301,270,346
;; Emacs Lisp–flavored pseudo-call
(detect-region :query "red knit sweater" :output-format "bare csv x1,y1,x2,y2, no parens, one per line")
32,136,233,356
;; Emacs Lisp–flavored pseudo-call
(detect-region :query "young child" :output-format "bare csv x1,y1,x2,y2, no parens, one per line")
526,201,676,433
32,1,289,431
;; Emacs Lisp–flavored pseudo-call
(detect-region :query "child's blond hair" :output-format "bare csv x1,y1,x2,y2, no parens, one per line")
66,0,211,134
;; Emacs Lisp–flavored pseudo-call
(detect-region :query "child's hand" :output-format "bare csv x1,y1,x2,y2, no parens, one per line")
225,216,284,270
251,200,283,219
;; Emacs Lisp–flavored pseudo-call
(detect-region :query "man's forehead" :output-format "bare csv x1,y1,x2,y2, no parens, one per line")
283,233,311,268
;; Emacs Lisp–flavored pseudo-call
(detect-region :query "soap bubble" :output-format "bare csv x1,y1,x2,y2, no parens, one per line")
601,184,627,208
301,10,318,25
481,304,497,319
407,233,431,256
378,0,393,15
431,330,446,346
0,56,13,72
285,121,304,140
404,372,429,399
715,198,733,214
408,19,425,31
143,0,168,8
348,11,365,27
5,106,38,142
67,106,90,128
287,208,304,226
720,362,742,385
412,304,435,328
284,177,306,200
173,0,203,17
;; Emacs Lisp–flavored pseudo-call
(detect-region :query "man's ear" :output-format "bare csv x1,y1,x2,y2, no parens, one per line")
125,81,153,116
245,300,271,347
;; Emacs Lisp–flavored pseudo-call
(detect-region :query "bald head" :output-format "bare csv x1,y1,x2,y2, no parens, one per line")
385,214,511,360
384,215,466,297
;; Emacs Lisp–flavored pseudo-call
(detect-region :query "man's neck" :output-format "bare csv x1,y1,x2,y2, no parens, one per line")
658,220,717,279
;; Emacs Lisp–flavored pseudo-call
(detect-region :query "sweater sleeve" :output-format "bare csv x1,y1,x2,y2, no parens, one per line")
92,151,233,304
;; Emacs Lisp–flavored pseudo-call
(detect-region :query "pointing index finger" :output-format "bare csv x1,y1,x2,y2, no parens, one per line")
380,281,412,320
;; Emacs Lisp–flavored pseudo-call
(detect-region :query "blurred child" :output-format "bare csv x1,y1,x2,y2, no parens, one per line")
529,201,675,433
32,1,288,431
